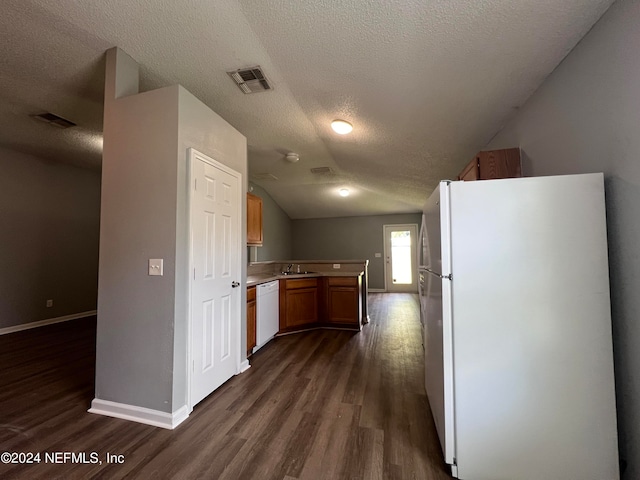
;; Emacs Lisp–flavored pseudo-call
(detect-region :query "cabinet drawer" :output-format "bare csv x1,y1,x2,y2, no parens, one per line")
285,278,318,290
327,276,358,287
247,286,256,302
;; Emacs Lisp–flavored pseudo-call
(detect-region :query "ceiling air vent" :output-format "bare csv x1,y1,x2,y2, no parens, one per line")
252,173,278,181
310,167,334,175
227,66,272,94
31,112,76,129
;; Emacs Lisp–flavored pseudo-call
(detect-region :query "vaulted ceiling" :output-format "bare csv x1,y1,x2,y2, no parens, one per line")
1,0,615,218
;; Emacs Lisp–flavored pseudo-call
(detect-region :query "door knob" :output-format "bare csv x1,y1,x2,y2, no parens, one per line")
231,281,240,288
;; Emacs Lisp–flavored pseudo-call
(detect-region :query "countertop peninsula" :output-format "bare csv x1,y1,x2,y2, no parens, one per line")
246,260,368,287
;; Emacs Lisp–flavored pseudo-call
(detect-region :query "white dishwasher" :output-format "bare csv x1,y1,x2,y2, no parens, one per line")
256,280,279,351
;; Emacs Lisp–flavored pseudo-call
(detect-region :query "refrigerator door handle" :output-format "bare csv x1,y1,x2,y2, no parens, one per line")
425,268,453,281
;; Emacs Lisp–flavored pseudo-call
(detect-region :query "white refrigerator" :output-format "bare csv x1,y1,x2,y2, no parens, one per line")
420,173,619,480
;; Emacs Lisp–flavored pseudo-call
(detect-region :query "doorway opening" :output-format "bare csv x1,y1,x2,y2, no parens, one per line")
383,224,418,293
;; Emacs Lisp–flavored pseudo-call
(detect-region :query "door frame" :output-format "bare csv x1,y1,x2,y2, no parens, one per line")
383,223,419,293
186,147,243,412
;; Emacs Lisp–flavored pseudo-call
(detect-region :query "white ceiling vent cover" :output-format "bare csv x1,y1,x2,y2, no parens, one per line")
227,66,272,94
31,112,76,128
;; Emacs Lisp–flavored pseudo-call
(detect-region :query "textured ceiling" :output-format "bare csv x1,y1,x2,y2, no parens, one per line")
1,0,614,218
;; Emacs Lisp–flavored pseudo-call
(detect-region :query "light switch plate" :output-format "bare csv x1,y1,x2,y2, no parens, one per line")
149,259,164,276
374,253,382,258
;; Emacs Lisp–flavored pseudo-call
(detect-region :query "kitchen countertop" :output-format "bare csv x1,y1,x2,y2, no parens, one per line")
247,271,364,287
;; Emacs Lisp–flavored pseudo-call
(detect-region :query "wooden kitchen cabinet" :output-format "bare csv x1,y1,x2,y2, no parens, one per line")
279,278,318,332
325,276,361,328
458,157,480,181
277,274,364,334
247,286,256,356
247,192,263,246
458,148,521,181
477,148,521,179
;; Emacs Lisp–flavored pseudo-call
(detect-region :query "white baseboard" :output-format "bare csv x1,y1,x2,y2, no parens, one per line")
239,359,251,373
88,399,189,430
368,288,385,293
0,310,97,336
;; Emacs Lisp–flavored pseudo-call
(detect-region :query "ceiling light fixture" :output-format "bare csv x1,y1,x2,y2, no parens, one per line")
285,152,300,163
331,120,353,135
339,188,350,197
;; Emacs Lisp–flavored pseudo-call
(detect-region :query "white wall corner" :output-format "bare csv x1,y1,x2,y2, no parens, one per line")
88,399,189,430
104,47,140,102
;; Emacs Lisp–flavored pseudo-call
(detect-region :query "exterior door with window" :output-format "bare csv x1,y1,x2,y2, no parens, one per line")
384,224,418,293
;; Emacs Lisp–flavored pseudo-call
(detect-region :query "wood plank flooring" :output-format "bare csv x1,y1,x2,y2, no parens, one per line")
0,293,453,480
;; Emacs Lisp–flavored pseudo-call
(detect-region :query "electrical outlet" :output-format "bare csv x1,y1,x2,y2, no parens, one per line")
374,253,382,258
46,299,53,308
333,263,341,269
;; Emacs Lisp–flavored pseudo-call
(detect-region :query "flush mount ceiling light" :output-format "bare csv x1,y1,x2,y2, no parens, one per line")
339,188,350,197
331,120,353,135
285,152,299,163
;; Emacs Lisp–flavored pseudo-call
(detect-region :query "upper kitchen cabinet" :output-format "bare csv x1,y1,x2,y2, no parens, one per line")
458,148,521,181
247,192,263,246
458,156,480,181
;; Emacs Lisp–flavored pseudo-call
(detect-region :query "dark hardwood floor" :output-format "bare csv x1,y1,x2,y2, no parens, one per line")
0,293,453,480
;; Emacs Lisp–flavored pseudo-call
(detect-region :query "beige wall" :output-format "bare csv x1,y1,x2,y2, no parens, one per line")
250,184,293,262
292,213,422,290
0,147,100,329
175,85,248,410
96,49,247,416
488,1,640,476
97,82,180,413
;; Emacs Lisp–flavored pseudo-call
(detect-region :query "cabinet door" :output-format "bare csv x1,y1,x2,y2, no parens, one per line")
247,192,263,246
326,277,360,325
458,157,480,181
327,287,358,324
284,287,318,328
478,148,521,179
247,287,256,355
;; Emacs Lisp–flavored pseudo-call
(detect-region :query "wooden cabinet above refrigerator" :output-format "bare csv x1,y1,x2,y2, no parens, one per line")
457,148,521,181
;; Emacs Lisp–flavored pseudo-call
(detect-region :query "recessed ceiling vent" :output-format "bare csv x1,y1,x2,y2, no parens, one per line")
31,112,76,129
252,173,278,181
227,66,272,94
310,167,334,175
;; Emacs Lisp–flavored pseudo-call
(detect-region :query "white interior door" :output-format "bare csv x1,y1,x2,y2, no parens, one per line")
384,224,418,292
189,149,241,408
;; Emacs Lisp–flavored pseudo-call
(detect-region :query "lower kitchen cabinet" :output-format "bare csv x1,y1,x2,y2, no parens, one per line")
325,276,361,327
247,286,256,355
279,278,318,332
278,275,363,334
